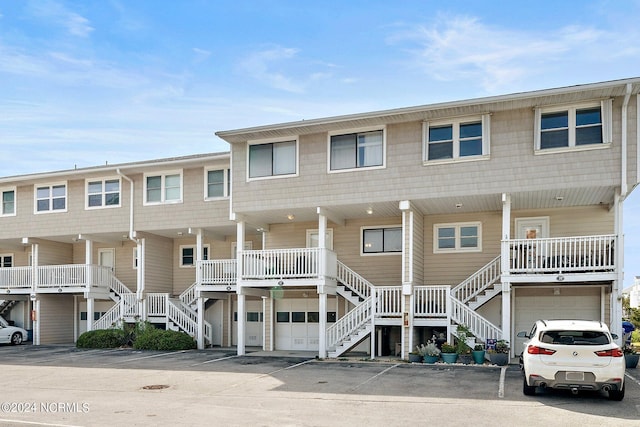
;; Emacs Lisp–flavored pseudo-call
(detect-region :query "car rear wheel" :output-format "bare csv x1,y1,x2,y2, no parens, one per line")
10,332,23,345
608,384,624,401
523,375,536,396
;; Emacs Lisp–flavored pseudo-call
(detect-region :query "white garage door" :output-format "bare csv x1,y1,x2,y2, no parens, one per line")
513,287,601,354
232,299,263,347
275,299,320,351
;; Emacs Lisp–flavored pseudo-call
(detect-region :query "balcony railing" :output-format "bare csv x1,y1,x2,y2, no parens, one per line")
0,264,114,291
197,259,237,285
240,248,337,281
504,234,616,274
414,285,449,318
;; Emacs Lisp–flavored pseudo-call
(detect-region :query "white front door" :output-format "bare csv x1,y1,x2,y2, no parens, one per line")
515,217,549,239
98,248,115,270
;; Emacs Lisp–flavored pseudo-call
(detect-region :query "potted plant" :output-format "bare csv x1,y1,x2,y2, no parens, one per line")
416,340,441,364
440,342,458,364
408,350,423,363
472,343,486,364
623,345,639,369
488,340,510,366
456,324,476,348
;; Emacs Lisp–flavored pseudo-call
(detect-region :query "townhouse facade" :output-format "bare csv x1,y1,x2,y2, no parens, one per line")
1,78,639,359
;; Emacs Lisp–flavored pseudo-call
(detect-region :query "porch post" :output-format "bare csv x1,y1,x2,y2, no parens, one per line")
197,296,205,349
236,219,246,356
399,201,414,360
85,239,94,332
611,191,624,345
319,292,327,358
86,297,94,333
501,193,511,352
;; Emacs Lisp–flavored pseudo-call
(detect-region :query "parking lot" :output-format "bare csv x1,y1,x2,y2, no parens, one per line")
1,345,639,426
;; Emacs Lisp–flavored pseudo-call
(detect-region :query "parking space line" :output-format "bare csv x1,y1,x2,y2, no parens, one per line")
0,418,83,427
625,371,640,388
190,354,240,366
101,350,189,365
349,363,400,392
498,366,507,398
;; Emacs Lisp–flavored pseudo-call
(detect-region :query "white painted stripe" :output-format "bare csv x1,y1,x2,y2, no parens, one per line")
498,366,507,398
349,363,400,391
190,354,240,366
625,371,640,388
0,418,83,427
102,350,189,365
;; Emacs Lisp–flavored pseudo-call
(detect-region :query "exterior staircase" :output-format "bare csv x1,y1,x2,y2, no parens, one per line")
0,300,19,327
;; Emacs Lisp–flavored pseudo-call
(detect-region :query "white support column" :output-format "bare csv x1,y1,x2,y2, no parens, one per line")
501,193,512,351
86,297,94,334
319,292,327,359
195,228,203,263
85,239,94,332
33,299,41,346
370,289,376,359
611,191,624,345
197,297,205,350
236,220,246,356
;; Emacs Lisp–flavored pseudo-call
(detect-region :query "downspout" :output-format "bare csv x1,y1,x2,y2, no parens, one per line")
621,83,632,198
116,169,144,307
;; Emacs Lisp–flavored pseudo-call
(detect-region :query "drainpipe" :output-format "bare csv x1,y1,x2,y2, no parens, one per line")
116,169,144,313
621,83,632,198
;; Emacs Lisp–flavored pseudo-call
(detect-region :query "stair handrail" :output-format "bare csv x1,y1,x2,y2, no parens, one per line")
107,271,134,296
336,261,373,300
451,256,501,304
179,282,198,307
93,292,138,330
326,296,372,350
450,295,502,342
167,299,198,337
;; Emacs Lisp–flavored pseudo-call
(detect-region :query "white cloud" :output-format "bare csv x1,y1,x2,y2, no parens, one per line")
388,14,638,93
240,46,305,93
27,0,94,37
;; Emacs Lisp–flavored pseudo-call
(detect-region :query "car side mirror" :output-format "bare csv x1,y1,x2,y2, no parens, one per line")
516,331,529,338
611,333,619,340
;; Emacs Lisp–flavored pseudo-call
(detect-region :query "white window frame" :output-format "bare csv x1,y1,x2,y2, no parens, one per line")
143,170,183,205
132,247,138,270
34,182,67,214
534,100,613,153
204,167,231,200
180,244,210,268
85,177,121,209
305,229,334,250
0,254,13,267
327,126,386,174
1,187,16,217
247,138,299,181
360,225,402,256
423,114,490,164
433,222,482,253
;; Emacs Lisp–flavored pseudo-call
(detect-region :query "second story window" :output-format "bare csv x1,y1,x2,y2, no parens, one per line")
248,140,297,179
180,245,209,267
434,222,482,253
144,172,182,205
423,115,490,162
535,100,612,151
86,178,121,209
205,169,230,199
361,226,402,255
1,188,15,216
330,129,384,171
0,254,12,267
35,183,66,213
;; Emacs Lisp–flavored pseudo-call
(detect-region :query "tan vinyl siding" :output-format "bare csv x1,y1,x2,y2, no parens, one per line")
412,211,424,285
38,241,73,265
39,295,74,344
143,234,173,294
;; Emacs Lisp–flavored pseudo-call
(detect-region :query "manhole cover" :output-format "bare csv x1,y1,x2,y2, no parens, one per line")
142,384,170,390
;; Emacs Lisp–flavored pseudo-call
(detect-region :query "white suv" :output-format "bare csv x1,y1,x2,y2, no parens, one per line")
517,320,625,400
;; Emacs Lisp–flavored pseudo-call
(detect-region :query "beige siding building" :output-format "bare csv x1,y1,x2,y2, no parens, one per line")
0,78,638,360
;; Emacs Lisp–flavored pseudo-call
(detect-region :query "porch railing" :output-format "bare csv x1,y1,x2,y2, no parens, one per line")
0,267,32,289
375,286,402,317
240,248,337,280
505,234,616,273
326,296,372,351
198,259,237,284
146,293,168,316
0,264,117,290
414,285,449,318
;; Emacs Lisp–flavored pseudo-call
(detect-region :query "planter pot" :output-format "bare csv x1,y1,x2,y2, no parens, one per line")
625,354,639,369
408,353,423,363
458,354,472,365
441,353,458,364
472,350,486,364
423,355,439,364
489,353,509,366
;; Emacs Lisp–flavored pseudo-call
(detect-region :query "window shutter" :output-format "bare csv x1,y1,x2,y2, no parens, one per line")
601,98,613,144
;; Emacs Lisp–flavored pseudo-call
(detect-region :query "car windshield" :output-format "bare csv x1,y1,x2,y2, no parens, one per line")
539,330,609,345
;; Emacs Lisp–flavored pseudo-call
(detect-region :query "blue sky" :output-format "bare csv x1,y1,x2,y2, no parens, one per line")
1,0,639,287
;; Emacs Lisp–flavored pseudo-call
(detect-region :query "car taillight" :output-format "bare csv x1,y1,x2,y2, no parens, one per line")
594,348,624,357
527,345,556,355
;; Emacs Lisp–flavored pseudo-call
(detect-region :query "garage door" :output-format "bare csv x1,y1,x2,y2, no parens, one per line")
232,299,263,347
513,287,601,354
275,299,320,351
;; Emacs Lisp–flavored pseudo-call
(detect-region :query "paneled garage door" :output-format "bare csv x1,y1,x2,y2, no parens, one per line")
513,287,601,354
275,299,320,351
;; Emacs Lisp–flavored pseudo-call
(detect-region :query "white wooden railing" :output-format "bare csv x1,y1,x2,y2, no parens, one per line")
93,292,138,330
167,299,198,337
414,285,449,317
337,261,372,300
326,296,372,351
451,256,501,303
180,282,198,307
375,286,402,317
0,267,32,289
198,259,237,284
450,296,502,342
0,264,121,291
505,234,616,273
241,248,337,280
146,293,167,316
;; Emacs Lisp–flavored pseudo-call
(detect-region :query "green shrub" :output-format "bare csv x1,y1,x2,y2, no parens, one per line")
632,330,640,343
132,326,196,351
76,328,127,348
